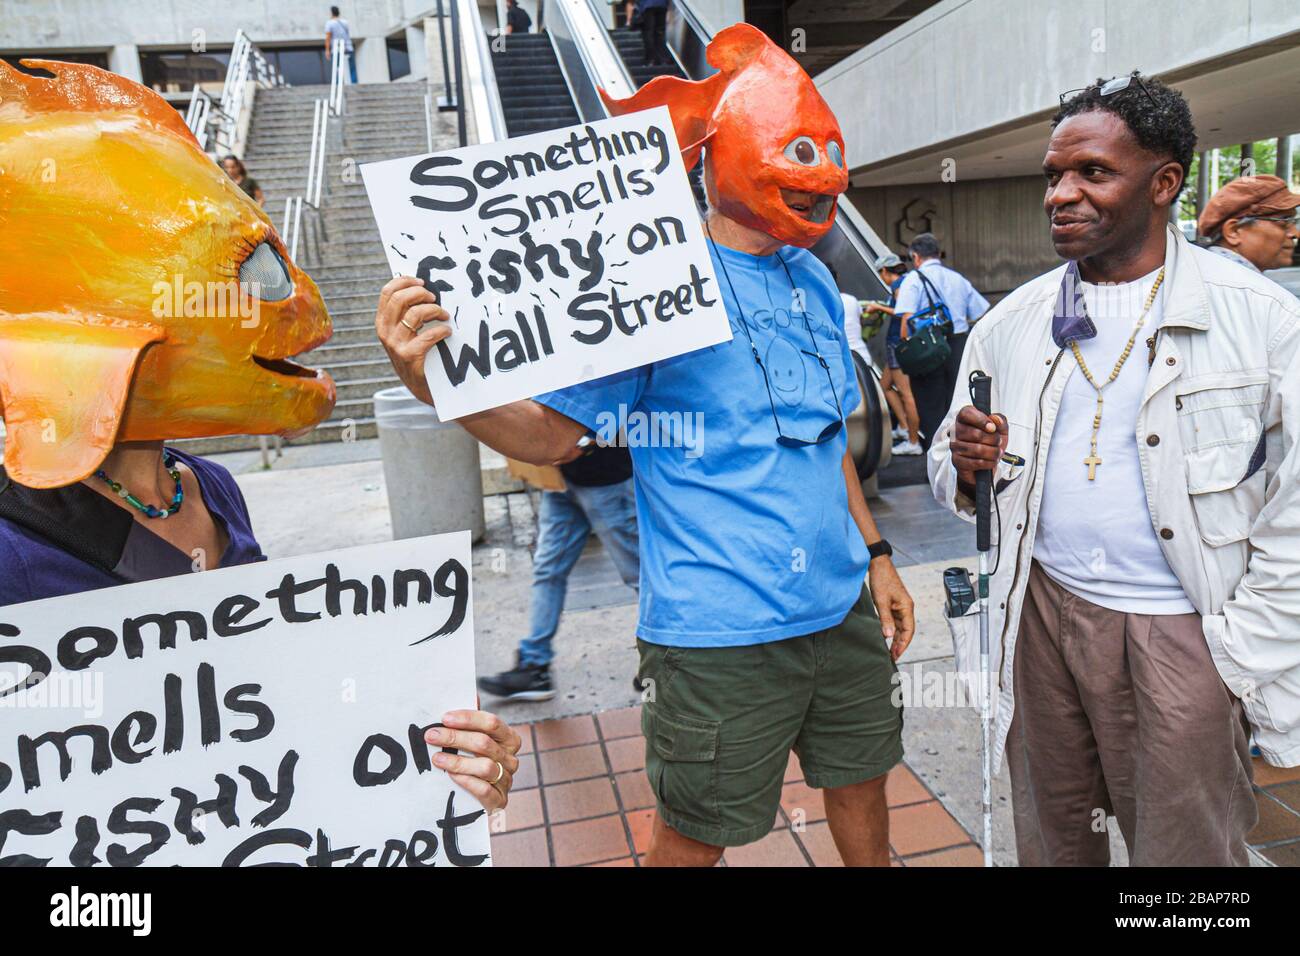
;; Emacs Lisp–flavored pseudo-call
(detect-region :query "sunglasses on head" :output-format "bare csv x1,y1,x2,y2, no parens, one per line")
1059,70,1158,109
1237,213,1300,228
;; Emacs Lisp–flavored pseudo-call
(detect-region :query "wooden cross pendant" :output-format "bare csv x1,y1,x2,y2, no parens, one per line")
1084,453,1102,480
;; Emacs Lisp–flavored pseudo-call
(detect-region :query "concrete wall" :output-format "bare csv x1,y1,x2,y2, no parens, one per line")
685,0,745,35
846,174,1059,301
818,0,1300,183
0,0,441,83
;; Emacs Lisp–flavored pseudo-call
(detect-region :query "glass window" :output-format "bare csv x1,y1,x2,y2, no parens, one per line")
261,46,330,86
140,49,232,94
387,34,410,80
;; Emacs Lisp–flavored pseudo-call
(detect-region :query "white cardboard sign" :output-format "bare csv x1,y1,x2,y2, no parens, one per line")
0,533,492,867
361,106,732,419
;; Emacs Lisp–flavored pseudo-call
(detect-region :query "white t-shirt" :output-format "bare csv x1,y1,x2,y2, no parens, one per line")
1033,266,1195,615
325,17,354,52
841,292,870,365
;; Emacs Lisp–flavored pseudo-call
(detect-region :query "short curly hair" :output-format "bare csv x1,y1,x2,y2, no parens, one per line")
1052,74,1197,197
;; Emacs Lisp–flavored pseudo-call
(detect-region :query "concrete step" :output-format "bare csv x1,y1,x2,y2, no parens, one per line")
302,259,392,281
314,276,390,296
323,291,384,313
324,322,380,346
300,340,389,364
325,395,380,422
172,418,378,456
334,374,401,401
313,357,398,381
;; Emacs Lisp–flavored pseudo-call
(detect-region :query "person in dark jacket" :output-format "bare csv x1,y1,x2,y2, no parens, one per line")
639,0,669,66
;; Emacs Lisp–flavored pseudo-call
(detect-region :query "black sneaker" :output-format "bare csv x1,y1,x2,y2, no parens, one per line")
478,659,556,702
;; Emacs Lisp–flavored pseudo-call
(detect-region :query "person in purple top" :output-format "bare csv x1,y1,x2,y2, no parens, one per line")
0,439,524,814
0,444,262,606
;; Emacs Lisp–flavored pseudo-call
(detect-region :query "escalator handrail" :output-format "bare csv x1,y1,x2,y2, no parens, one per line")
664,0,716,62
459,0,508,144
584,0,692,80
851,352,887,481
549,0,637,121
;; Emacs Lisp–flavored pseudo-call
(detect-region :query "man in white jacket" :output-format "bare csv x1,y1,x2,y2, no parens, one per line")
929,73,1300,866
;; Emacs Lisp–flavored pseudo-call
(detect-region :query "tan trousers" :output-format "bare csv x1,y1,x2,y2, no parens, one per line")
1006,561,1257,866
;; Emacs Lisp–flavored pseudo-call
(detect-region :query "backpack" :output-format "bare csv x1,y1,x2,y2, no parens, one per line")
894,269,953,377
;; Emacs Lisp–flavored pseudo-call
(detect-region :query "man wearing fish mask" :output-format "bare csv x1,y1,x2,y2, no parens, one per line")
0,61,522,816
377,24,913,865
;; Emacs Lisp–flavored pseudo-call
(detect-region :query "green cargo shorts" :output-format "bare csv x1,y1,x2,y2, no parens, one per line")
636,586,904,848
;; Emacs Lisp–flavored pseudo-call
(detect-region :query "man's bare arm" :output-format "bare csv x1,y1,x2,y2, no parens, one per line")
374,275,587,465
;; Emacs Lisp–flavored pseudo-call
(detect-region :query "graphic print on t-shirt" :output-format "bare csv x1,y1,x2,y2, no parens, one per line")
724,264,845,440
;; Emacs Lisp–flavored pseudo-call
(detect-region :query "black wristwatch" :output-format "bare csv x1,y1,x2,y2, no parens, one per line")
868,538,893,562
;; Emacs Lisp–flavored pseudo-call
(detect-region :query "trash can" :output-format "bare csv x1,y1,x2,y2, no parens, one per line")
374,386,485,542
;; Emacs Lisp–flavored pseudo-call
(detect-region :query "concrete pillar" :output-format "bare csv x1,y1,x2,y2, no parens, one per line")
355,37,389,84
108,44,142,82
1196,149,1210,215
1279,134,1295,187
405,24,429,80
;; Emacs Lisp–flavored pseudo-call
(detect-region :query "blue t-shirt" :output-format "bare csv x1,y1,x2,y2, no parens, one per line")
536,240,868,647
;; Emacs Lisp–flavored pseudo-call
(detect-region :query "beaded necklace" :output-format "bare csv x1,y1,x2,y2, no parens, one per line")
95,452,185,519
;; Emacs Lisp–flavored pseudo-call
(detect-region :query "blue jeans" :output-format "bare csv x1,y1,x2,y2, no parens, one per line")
348,54,357,84
518,480,640,667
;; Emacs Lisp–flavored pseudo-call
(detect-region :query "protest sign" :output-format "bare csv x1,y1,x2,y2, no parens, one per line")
0,532,491,867
361,106,732,419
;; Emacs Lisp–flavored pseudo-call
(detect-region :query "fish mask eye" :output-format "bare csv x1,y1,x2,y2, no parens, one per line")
239,241,294,302
783,136,820,167
827,140,844,169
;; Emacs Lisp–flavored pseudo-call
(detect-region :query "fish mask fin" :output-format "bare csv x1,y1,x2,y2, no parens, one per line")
600,72,729,172
598,24,774,172
0,312,166,489
703,23,772,73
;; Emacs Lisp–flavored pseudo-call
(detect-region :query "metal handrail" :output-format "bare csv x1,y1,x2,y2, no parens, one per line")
424,93,435,152
186,29,284,155
304,98,330,208
184,86,213,149
328,40,348,116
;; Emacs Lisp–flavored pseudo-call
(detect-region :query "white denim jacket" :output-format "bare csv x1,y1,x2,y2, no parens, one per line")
930,226,1300,768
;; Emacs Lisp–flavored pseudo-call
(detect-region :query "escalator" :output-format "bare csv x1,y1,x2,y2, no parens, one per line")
458,0,893,486
490,32,580,136
608,25,684,86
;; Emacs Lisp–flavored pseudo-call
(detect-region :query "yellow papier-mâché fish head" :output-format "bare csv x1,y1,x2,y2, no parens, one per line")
0,59,335,489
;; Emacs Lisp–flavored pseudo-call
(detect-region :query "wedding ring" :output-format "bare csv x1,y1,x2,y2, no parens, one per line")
400,317,420,334
491,760,505,786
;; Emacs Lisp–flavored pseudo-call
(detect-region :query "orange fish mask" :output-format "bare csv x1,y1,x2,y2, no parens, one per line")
0,60,335,489
600,23,849,248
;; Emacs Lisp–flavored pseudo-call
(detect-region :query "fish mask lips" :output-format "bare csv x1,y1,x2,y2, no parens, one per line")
0,58,336,488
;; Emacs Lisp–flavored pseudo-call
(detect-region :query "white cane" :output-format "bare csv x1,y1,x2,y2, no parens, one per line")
969,370,994,867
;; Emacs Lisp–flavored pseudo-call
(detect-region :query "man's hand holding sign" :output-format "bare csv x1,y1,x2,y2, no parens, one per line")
364,107,732,422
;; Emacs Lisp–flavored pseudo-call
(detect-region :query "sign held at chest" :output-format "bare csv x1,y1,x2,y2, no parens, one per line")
362,108,732,418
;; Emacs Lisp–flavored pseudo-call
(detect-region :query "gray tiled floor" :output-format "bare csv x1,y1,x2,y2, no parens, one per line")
867,482,977,568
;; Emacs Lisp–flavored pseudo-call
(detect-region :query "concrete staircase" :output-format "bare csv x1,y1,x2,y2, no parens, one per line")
182,82,450,454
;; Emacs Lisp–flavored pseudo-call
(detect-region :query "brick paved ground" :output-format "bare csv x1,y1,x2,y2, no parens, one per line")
488,705,983,867
487,706,1300,866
